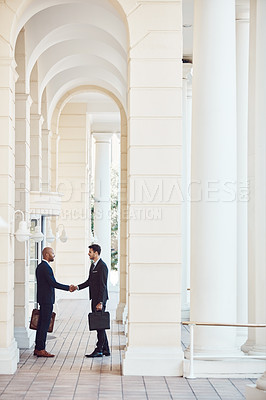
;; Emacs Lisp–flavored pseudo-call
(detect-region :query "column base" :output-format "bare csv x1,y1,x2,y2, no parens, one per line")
241,339,255,353
249,345,266,356
116,302,128,324
246,385,266,400
183,358,266,378
116,302,126,321
122,346,183,376
184,345,242,359
236,327,248,348
0,339,19,374
14,327,35,349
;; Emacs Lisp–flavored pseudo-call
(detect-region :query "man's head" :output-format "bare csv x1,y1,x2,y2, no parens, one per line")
42,247,55,262
88,244,101,261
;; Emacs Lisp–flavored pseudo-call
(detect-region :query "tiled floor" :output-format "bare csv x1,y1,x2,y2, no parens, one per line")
0,296,255,399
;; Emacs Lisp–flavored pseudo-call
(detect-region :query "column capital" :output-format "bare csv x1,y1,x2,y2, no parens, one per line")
31,113,44,125
0,56,19,82
93,132,113,143
15,93,33,106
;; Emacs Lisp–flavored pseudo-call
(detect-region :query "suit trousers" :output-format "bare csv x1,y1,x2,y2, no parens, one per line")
91,301,109,353
35,303,53,350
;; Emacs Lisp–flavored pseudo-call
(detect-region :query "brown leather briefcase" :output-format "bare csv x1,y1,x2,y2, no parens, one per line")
29,309,56,333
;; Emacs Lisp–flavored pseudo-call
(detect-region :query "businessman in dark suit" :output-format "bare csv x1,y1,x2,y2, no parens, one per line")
76,244,110,358
34,247,75,357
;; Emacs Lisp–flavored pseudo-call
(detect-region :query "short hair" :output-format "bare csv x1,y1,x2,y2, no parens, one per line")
89,244,101,255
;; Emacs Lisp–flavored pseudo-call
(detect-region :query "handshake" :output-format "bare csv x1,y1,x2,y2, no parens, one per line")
69,285,78,292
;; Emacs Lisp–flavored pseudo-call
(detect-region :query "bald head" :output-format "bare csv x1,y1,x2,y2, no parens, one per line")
42,247,55,262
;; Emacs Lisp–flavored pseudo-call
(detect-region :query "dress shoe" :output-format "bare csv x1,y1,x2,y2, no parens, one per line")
34,349,55,357
103,350,110,356
85,350,103,358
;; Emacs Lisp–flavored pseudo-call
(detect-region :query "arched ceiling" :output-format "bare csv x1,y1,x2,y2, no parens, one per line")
14,0,128,128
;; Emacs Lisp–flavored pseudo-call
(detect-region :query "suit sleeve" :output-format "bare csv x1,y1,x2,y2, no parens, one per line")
77,279,90,290
77,264,92,290
45,265,69,291
96,263,108,304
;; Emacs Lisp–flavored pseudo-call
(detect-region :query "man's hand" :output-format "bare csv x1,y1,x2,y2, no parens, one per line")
96,302,103,311
69,285,77,292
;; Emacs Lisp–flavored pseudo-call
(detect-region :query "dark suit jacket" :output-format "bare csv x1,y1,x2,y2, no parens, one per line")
78,258,109,304
36,260,69,304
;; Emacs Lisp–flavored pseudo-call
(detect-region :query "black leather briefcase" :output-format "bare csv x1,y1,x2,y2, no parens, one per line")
88,311,110,331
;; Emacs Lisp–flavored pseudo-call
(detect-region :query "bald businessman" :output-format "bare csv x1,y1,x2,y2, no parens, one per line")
34,247,76,357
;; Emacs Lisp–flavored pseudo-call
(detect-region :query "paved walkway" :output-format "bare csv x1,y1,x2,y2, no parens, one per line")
0,298,255,399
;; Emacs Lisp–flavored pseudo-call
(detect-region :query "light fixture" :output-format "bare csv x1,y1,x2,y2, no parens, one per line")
56,224,68,243
31,223,44,243
14,210,31,242
46,219,55,244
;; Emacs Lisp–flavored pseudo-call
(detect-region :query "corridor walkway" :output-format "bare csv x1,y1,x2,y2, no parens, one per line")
0,298,255,399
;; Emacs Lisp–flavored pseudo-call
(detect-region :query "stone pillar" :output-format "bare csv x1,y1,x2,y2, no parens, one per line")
30,113,43,191
42,128,52,192
14,93,35,348
236,5,249,347
116,117,128,322
13,28,35,348
123,0,183,376
243,6,266,387
247,0,266,359
190,0,238,359
181,63,192,321
0,56,19,373
56,103,90,299
93,133,112,270
51,132,59,192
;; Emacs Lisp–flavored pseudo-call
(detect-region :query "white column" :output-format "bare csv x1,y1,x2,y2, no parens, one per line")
42,128,52,192
236,6,249,348
30,113,43,191
247,0,266,358
93,133,112,269
0,56,19,373
56,103,90,299
190,0,238,357
116,117,128,322
181,63,192,321
14,93,35,348
123,0,183,376
245,4,266,392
